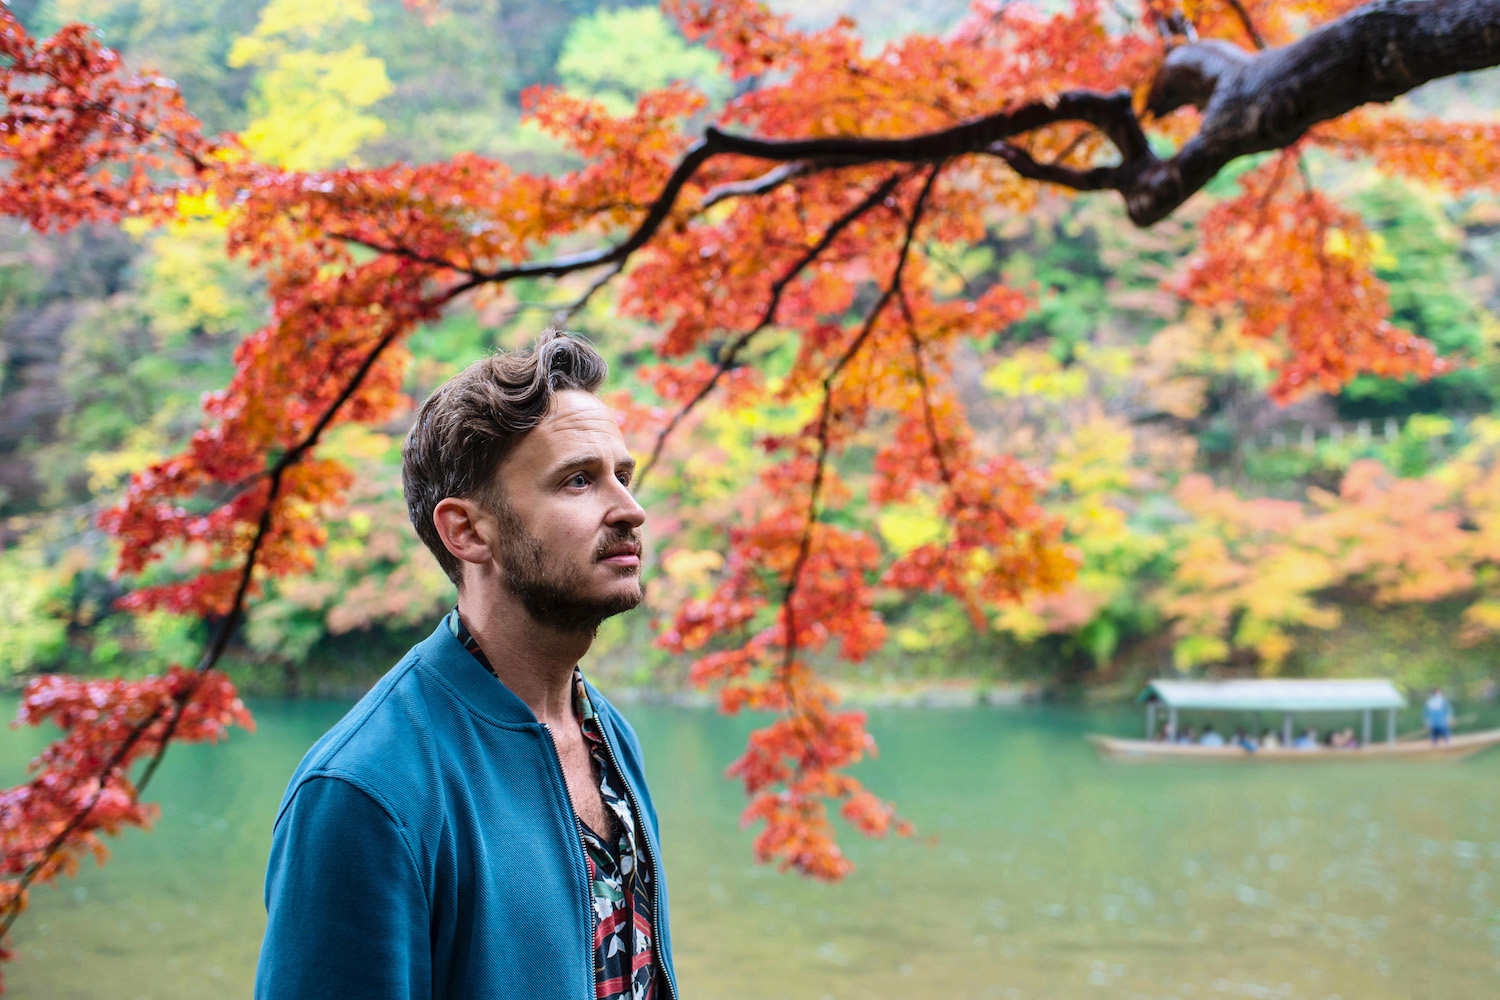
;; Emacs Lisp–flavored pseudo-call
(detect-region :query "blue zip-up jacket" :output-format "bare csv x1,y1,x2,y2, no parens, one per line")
254,621,677,1000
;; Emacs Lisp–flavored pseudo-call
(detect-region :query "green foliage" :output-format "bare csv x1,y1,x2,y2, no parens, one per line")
993,211,1112,357
1382,413,1461,477
557,6,726,113
1290,600,1500,699
244,427,453,666
24,272,239,507
0,533,70,675
0,509,206,679
229,0,393,170
1339,179,1497,417
405,311,503,376
359,0,594,167
24,1,268,133
3,0,1499,706
132,213,264,347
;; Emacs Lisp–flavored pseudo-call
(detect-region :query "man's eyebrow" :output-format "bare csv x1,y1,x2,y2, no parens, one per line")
548,453,637,478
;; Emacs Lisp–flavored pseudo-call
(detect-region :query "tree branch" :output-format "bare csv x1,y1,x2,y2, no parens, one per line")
700,162,817,209
0,303,421,933
331,234,484,277
634,169,915,488
551,259,625,328
898,292,956,490
529,0,1500,267
13,0,1499,931
1137,0,1500,222
781,165,941,675
323,1,1499,305
1224,0,1269,50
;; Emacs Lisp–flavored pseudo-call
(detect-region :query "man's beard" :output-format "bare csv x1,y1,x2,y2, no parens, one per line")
492,501,642,636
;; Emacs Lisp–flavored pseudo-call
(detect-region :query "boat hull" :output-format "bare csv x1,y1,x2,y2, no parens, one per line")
1089,728,1500,763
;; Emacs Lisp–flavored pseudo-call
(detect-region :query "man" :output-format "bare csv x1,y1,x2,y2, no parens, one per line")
255,331,677,1000
1426,686,1454,745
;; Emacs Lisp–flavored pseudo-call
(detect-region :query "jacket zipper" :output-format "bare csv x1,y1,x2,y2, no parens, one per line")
542,722,599,1000
595,716,680,1000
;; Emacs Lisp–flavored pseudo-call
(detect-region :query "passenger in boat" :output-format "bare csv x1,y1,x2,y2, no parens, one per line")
1260,728,1280,750
1233,728,1257,751
1293,727,1320,750
1198,724,1225,747
1425,688,1454,745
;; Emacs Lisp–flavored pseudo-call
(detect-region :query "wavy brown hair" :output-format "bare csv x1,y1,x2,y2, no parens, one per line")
401,329,609,584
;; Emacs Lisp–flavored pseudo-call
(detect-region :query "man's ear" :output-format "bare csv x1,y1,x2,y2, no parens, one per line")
432,497,495,569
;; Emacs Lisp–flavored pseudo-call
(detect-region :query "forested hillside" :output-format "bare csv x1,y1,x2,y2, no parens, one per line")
3,0,1500,700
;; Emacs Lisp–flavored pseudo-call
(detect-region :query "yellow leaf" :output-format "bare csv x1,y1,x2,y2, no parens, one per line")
876,498,948,556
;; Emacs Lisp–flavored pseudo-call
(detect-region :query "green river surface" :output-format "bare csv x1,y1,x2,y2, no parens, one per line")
3,697,1499,999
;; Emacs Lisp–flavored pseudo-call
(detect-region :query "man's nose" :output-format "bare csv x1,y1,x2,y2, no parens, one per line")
607,482,646,529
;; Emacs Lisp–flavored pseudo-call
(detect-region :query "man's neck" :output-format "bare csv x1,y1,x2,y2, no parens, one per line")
456,589,594,728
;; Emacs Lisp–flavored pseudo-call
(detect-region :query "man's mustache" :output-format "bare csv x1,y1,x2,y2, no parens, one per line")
593,529,642,560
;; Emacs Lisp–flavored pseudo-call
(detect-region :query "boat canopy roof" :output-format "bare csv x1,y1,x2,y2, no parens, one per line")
1138,679,1408,712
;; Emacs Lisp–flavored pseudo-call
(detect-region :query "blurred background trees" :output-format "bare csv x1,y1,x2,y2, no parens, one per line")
2,0,1498,706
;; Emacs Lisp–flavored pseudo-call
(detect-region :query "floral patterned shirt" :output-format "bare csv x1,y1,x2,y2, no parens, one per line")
446,609,657,1000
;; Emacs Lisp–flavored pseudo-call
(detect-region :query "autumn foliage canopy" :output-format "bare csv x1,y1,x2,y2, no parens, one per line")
2,0,1499,978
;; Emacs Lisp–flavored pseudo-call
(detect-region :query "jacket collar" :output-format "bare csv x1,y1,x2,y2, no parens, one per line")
412,618,545,727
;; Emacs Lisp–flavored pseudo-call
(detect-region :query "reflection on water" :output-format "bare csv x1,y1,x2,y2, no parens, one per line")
2,698,1498,999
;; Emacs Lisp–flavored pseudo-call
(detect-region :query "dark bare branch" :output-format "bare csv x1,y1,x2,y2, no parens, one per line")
634,170,915,488
1134,0,1500,222
700,162,815,209
552,259,625,327
20,0,1500,927
534,0,1500,267
780,166,942,674
330,0,1498,304
988,142,1120,192
1144,40,1257,116
458,91,1148,288
0,301,424,933
333,234,483,277
1223,0,1269,50
897,292,956,489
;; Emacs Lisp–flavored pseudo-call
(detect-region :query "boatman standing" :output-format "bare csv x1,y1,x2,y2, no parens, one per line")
255,331,676,1000
1425,687,1454,745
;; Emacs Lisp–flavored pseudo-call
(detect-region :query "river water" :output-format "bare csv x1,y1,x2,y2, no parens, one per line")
3,697,1498,999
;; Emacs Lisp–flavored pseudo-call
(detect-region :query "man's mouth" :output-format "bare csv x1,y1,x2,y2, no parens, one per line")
598,542,641,567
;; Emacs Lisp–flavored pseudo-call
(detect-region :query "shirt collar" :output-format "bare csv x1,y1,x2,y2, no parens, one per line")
446,607,595,722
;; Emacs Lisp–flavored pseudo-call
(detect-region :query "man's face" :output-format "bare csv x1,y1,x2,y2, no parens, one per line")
484,390,645,634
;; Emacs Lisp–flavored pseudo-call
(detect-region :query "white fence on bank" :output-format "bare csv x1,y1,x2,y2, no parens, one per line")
1253,417,1404,452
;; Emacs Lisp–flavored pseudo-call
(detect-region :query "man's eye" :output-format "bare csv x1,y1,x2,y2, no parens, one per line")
568,473,589,488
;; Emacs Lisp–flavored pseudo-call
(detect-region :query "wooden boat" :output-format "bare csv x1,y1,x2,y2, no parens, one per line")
1091,678,1500,763
1090,728,1500,762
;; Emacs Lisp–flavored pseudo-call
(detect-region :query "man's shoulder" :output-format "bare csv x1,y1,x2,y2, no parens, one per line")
276,635,467,827
306,653,435,767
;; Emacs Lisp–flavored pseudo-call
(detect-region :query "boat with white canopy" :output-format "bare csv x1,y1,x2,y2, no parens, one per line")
1090,679,1500,762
